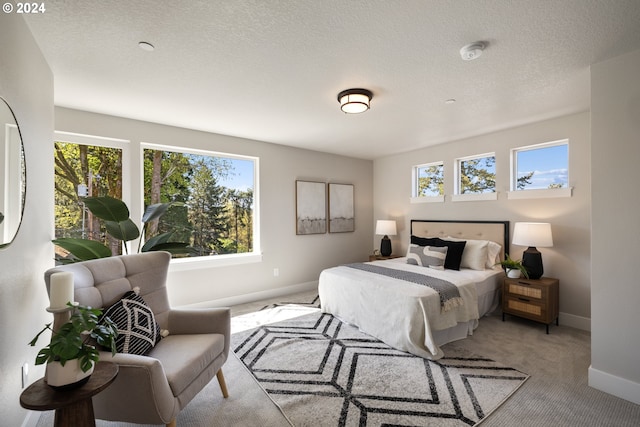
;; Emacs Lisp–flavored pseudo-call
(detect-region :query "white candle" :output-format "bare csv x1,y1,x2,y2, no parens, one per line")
49,272,74,309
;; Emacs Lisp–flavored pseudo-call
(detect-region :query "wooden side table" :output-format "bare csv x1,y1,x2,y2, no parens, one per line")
20,361,118,427
502,277,559,334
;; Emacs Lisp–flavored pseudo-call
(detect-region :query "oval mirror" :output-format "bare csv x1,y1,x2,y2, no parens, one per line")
0,96,26,249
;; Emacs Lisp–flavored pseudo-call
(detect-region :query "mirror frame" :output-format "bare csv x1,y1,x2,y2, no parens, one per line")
0,96,26,249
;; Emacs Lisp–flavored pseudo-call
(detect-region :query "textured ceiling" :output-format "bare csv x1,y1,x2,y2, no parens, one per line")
24,0,640,160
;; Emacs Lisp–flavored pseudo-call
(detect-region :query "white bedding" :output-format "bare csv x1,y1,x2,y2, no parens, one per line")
318,257,503,359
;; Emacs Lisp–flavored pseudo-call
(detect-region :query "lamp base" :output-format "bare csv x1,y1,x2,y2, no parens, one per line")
522,247,543,279
380,236,392,257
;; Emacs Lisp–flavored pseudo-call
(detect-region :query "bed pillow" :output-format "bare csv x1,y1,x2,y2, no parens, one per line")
406,244,448,269
410,236,466,270
445,236,488,270
447,236,502,269
100,289,161,355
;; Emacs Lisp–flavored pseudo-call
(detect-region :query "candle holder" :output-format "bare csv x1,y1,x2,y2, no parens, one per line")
46,302,79,333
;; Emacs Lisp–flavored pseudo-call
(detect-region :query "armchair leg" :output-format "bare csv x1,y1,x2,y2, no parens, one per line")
166,419,176,427
216,369,229,398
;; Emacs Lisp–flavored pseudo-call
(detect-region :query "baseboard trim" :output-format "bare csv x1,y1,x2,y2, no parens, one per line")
179,281,318,309
589,365,640,405
559,311,591,331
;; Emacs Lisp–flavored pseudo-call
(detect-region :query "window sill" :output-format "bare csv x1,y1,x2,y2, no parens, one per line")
410,195,445,204
507,187,573,200
168,252,263,271
451,192,498,202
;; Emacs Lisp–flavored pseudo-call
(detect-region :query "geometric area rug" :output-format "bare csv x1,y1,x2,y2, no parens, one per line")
232,298,529,427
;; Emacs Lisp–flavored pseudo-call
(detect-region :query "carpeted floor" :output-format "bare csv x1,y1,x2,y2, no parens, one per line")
34,290,640,427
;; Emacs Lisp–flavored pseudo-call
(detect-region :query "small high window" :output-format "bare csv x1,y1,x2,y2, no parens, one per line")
456,153,496,194
511,140,568,191
413,162,444,197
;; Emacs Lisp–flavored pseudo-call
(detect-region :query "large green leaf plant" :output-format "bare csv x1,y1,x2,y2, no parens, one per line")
53,196,192,263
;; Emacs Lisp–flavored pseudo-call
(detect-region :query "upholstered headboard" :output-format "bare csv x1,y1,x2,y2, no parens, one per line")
410,220,509,261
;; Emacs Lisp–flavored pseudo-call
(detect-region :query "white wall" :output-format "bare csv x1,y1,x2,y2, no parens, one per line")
373,112,591,329
55,108,374,307
589,48,640,404
0,14,54,426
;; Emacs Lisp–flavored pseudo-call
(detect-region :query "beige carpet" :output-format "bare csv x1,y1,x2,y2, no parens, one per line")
35,290,640,426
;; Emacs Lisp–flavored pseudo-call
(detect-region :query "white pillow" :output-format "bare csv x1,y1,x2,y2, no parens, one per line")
486,241,502,269
446,236,499,271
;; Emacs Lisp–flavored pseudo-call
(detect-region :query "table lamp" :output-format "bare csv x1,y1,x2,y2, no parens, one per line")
512,222,553,279
375,220,397,257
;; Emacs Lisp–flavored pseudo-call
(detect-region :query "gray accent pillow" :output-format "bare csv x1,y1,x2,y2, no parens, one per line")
406,244,448,269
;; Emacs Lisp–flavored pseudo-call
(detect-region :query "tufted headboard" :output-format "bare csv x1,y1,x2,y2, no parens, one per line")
410,220,509,261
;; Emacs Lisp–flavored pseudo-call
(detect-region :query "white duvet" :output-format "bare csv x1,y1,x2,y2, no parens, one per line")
318,258,502,359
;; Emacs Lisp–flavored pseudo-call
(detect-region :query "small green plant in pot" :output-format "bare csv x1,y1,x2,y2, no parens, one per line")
29,303,118,388
495,254,529,279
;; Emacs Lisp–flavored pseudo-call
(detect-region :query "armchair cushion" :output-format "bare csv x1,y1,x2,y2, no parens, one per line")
148,333,225,396
101,289,161,355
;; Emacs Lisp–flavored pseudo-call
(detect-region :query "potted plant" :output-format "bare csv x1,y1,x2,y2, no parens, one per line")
52,196,192,263
495,254,529,279
29,303,118,389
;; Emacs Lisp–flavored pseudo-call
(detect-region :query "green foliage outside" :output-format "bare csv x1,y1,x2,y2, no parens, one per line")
54,142,254,261
417,164,444,196
459,156,496,194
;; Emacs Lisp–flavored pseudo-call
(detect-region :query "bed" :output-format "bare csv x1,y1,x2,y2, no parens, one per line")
318,220,509,359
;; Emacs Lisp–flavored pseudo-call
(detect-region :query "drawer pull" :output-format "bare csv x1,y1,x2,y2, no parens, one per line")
518,281,530,286
517,297,530,302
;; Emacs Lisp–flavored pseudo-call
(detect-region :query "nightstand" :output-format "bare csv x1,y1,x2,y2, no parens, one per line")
368,254,402,262
502,277,559,334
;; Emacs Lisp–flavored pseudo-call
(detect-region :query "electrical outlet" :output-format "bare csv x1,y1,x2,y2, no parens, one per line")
273,268,279,277
21,362,28,388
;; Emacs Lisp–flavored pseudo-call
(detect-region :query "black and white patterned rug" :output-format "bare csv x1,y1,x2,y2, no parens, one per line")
232,297,528,427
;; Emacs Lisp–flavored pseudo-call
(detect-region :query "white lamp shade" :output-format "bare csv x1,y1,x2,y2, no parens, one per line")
375,220,397,236
512,222,553,247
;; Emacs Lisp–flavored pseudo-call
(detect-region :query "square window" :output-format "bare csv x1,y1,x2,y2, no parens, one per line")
456,154,496,194
512,141,568,191
413,162,444,197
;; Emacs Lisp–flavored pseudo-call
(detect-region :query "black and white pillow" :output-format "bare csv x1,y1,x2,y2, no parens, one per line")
410,236,467,270
406,244,448,269
101,289,161,355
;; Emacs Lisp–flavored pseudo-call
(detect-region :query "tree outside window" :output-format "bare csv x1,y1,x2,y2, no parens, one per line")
513,142,568,190
457,154,496,194
142,147,255,258
415,162,444,197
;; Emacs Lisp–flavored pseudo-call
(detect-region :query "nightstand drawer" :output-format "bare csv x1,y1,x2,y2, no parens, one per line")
507,282,543,299
504,296,546,319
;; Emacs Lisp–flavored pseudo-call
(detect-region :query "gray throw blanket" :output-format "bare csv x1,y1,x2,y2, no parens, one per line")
345,263,464,312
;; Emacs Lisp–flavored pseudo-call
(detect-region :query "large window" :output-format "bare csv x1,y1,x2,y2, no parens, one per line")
54,138,126,256
413,162,444,197
456,153,496,194
142,145,256,258
54,132,258,264
512,140,568,190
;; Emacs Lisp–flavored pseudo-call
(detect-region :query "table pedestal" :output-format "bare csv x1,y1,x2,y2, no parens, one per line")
20,361,118,427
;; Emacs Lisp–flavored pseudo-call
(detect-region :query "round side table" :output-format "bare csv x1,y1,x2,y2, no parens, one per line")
20,361,119,427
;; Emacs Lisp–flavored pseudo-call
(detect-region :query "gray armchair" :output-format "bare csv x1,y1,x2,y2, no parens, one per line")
44,251,230,427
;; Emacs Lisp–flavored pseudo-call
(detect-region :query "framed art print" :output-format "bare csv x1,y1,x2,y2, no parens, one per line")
295,180,326,234
328,183,354,233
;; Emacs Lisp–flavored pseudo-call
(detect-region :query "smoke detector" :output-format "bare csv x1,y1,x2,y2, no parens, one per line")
460,42,485,61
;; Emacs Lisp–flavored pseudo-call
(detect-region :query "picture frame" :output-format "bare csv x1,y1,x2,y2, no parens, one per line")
328,183,354,233
295,180,327,235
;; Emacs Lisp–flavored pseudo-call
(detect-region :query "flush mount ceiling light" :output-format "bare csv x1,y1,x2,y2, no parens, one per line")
337,88,373,114
459,42,485,61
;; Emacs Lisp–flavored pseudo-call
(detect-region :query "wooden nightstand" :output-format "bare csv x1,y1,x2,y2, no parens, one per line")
502,277,559,334
368,254,402,261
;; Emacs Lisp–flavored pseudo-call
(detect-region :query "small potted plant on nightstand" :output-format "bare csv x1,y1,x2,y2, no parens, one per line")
496,254,529,279
29,303,118,389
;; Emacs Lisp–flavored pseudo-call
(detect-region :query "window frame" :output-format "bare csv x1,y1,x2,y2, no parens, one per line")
411,161,445,203
452,152,497,201
140,142,261,269
508,139,572,200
